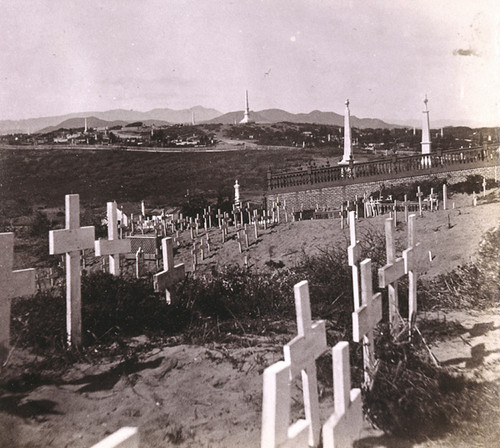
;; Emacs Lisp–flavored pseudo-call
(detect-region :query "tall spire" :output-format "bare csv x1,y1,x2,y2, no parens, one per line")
339,99,353,164
421,95,431,154
239,90,252,123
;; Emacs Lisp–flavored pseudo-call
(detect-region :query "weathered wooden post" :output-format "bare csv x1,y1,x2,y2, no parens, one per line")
153,237,185,304
49,194,95,347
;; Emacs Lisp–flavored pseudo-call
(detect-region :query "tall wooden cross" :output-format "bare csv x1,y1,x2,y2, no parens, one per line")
322,342,363,448
347,210,361,309
95,202,131,276
216,209,223,228
153,237,185,304
0,233,36,361
49,194,95,347
283,280,327,447
352,259,382,386
378,218,405,327
416,186,424,217
403,214,430,329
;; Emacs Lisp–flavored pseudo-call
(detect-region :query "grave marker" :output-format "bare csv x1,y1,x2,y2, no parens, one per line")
403,214,430,328
95,202,131,276
482,177,486,197
378,218,405,327
49,194,95,347
416,186,424,217
442,184,448,210
322,342,363,448
0,233,36,361
402,194,410,222
353,259,382,386
347,211,361,309
153,237,185,303
135,247,144,279
90,427,139,448
262,280,327,447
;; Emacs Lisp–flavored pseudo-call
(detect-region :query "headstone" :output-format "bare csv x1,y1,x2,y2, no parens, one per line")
403,214,430,329
322,342,363,448
352,259,382,386
153,237,185,303
347,211,361,309
378,218,405,328
95,202,131,276
0,233,36,361
261,280,327,447
90,427,139,448
49,194,95,346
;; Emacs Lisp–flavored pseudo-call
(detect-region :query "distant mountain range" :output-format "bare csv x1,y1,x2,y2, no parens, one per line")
207,108,399,129
0,105,221,134
5,105,490,135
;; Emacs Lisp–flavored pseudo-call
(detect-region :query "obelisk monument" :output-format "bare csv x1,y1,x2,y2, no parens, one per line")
339,99,353,164
239,90,252,124
421,95,431,154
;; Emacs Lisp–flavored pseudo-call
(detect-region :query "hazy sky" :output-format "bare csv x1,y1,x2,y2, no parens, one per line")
1,0,499,124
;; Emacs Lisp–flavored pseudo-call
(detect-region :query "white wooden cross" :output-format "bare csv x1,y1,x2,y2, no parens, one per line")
261,361,309,448
261,280,327,447
403,214,430,328
347,210,361,309
153,237,185,304
352,259,382,386
378,218,405,328
49,194,95,347
135,247,143,279
322,342,363,448
416,186,424,217
95,202,131,276
221,219,229,243
0,233,36,361
392,200,397,227
283,280,327,447
90,427,139,448
482,177,487,197
216,209,224,228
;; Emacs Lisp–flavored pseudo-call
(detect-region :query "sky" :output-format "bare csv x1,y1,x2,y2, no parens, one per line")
1,0,499,125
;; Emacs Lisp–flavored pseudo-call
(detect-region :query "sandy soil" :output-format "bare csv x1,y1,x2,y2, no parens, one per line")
1,190,499,448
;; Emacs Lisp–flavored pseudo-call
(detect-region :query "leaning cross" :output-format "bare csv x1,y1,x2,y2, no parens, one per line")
95,201,131,276
403,214,430,329
352,259,382,386
49,194,95,347
322,342,363,448
153,237,185,304
282,280,327,447
347,210,361,309
378,218,405,328
0,233,36,361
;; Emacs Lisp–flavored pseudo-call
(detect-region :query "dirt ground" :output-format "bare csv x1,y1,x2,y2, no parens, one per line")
1,190,499,448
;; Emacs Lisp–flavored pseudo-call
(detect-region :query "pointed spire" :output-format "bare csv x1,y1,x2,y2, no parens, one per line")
421,95,431,154
239,89,252,123
339,99,353,164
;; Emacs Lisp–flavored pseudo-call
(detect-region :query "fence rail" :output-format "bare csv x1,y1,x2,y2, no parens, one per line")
267,146,500,192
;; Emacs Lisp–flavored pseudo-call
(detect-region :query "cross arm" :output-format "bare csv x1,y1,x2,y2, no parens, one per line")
49,227,95,254
352,292,382,342
378,257,405,287
1,268,36,301
95,238,131,257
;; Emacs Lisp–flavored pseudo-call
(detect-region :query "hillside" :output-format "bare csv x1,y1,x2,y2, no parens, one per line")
206,108,400,128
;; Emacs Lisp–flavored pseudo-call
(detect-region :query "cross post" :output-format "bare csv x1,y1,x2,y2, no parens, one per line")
322,342,363,448
49,194,95,347
378,218,405,328
90,427,139,448
95,201,131,276
153,237,185,304
416,186,423,217
0,233,36,361
403,214,430,329
347,210,361,309
283,280,327,447
352,259,382,386
442,184,448,210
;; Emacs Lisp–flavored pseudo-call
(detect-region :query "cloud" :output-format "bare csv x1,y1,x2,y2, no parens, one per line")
453,48,479,56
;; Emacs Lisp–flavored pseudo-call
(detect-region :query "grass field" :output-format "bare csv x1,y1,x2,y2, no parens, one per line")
0,145,343,219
